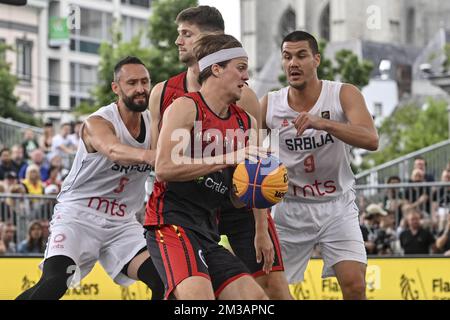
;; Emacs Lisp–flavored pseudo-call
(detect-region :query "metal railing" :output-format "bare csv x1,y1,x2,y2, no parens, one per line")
355,140,450,185
0,117,43,149
0,194,55,245
1,182,449,256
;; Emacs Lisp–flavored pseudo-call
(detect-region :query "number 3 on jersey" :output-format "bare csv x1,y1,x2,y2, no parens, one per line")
304,155,315,173
113,177,130,194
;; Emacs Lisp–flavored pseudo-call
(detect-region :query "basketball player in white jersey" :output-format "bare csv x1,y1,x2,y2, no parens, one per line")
16,56,164,300
260,31,379,300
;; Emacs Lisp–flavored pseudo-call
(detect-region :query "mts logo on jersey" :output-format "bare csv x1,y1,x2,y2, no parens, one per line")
292,180,337,197
87,197,127,217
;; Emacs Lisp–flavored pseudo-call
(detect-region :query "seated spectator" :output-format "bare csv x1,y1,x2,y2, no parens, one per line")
360,204,388,255
44,166,62,193
399,209,436,255
39,122,54,155
0,148,15,180
19,149,49,181
17,220,46,254
3,171,19,192
2,222,17,254
68,120,82,150
21,129,39,160
39,219,50,243
405,168,432,216
433,168,450,232
435,213,450,256
3,184,27,225
21,164,44,196
383,175,406,225
413,156,435,182
51,122,77,170
31,184,59,220
10,145,26,176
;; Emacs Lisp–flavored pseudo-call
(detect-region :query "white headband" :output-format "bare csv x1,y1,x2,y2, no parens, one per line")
198,47,248,72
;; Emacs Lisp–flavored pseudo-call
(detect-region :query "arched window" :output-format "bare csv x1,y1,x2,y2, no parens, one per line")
278,7,296,42
319,3,330,41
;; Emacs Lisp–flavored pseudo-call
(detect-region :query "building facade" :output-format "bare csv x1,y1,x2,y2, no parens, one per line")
241,0,450,107
0,0,152,123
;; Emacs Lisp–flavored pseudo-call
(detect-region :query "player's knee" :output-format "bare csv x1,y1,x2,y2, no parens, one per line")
340,278,366,299
254,287,269,300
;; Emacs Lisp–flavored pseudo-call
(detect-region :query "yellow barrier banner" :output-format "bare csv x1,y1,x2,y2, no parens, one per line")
0,258,151,300
0,257,449,300
289,258,450,300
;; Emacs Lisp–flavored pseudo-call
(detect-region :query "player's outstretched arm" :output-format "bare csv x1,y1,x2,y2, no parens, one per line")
148,81,165,150
83,116,155,166
292,84,379,151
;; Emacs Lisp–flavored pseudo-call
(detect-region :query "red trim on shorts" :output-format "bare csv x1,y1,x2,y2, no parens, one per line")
176,226,199,275
155,228,175,299
214,273,249,298
251,266,284,278
267,211,285,269
158,226,211,299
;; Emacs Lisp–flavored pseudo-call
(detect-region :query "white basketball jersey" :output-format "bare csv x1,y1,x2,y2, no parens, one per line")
56,103,152,220
266,81,354,203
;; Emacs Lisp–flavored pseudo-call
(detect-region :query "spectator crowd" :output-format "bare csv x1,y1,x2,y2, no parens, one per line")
0,122,79,255
358,157,450,257
1,125,449,257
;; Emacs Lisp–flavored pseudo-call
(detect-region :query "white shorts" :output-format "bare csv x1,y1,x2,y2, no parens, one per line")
42,207,147,286
271,190,366,284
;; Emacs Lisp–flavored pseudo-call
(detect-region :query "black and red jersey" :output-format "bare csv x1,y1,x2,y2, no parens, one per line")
158,71,187,130
145,92,251,240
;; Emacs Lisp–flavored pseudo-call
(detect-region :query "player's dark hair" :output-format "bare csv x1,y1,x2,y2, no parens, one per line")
113,56,146,82
281,30,320,55
176,5,224,32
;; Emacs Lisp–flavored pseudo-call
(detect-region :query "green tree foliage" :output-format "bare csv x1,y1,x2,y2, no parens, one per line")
146,0,197,82
317,39,335,81
444,44,450,73
334,49,373,89
366,99,449,166
76,0,197,115
0,43,38,125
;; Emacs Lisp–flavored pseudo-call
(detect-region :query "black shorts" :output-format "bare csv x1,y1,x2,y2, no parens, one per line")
218,208,285,276
146,224,251,299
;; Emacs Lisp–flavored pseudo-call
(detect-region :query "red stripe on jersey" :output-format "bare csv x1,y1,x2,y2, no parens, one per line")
267,211,285,269
144,181,166,226
160,72,187,116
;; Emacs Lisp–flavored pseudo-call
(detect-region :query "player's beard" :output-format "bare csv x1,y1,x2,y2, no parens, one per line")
122,91,149,113
180,52,196,67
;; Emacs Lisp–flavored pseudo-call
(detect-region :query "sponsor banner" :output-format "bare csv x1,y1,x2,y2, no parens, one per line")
289,258,450,300
1,257,449,300
0,258,151,300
